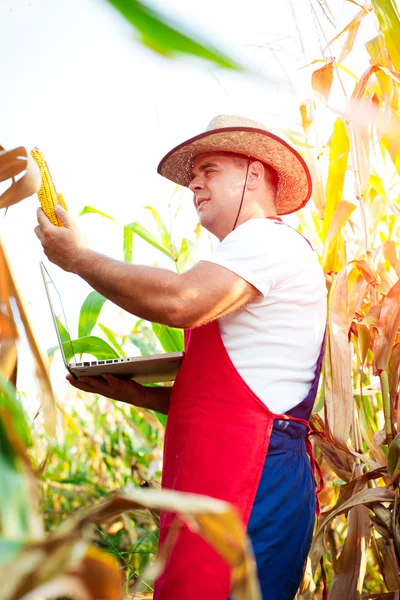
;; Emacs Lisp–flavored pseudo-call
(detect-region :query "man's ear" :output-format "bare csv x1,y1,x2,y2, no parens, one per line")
247,161,264,190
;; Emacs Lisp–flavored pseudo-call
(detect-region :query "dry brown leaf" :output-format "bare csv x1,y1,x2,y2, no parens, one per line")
375,537,400,592
325,5,371,62
352,65,400,104
0,147,41,209
374,279,400,373
325,266,358,448
311,61,334,101
309,486,394,575
67,545,123,600
329,466,372,599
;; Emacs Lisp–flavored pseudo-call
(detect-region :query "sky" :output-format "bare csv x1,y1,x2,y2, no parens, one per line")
0,0,378,404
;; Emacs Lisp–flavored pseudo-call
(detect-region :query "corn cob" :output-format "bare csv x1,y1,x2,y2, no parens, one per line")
30,148,68,227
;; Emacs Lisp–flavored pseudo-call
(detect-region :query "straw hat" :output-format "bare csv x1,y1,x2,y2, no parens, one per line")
157,115,312,215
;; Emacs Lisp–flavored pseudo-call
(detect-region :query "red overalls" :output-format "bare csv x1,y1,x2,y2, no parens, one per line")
154,318,324,600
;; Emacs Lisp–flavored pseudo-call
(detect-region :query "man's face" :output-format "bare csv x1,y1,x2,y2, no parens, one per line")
189,152,247,240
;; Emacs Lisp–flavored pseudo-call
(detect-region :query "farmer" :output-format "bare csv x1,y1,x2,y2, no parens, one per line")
35,115,327,600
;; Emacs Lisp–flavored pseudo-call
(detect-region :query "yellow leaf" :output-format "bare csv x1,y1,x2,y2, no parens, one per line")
322,119,350,242
371,0,400,71
366,34,398,109
323,200,356,273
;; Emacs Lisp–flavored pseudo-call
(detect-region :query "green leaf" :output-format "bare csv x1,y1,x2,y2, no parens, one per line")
0,377,30,448
153,411,167,427
78,291,107,338
0,540,25,564
371,0,400,71
55,315,70,343
145,205,174,251
63,336,119,362
125,222,175,259
47,345,58,360
152,323,184,352
128,331,157,356
79,206,115,221
0,378,32,539
98,324,127,357
123,225,134,263
106,0,242,70
79,205,176,261
177,237,193,273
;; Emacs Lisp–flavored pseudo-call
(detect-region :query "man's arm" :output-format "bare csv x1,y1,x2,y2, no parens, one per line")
35,206,260,328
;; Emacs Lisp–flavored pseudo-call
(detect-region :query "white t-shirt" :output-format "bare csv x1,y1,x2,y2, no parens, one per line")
202,218,327,414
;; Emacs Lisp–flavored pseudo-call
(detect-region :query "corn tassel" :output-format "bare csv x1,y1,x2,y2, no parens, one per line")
30,148,68,227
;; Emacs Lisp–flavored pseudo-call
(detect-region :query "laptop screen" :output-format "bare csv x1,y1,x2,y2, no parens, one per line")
40,262,77,366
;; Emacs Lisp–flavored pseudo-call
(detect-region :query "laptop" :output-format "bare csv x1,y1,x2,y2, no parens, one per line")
40,262,184,384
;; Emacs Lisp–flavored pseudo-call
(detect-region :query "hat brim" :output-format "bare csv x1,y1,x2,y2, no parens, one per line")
157,126,312,215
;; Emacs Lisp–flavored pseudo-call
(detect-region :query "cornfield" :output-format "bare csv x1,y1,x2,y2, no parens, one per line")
2,0,400,598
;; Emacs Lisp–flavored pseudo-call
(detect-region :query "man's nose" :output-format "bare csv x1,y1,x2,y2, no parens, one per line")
189,176,204,192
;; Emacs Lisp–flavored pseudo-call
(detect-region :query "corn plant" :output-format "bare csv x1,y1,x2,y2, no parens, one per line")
289,1,400,597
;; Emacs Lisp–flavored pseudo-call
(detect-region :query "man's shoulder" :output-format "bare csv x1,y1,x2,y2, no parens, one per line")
230,218,313,251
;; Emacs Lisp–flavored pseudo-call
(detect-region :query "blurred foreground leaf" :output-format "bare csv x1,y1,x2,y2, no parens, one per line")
106,0,243,69
0,488,261,600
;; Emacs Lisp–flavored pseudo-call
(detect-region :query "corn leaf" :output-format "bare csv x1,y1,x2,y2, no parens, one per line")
322,119,350,242
98,324,127,357
123,224,133,263
0,378,35,540
177,237,192,273
128,331,157,356
325,266,356,448
152,323,184,352
311,61,334,101
62,336,119,362
125,221,176,260
366,34,398,108
78,291,107,338
374,279,400,372
0,147,41,209
0,488,260,600
0,244,56,436
329,467,371,599
375,537,400,591
371,0,400,71
310,487,394,572
325,6,371,62
79,206,176,260
145,205,174,252
351,65,400,103
79,205,115,221
0,541,25,565
323,200,356,273
106,0,243,70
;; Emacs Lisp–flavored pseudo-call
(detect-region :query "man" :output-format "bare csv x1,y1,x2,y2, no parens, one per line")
35,115,327,600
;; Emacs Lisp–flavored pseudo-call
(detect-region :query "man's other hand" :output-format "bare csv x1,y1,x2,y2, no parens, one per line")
66,373,147,405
